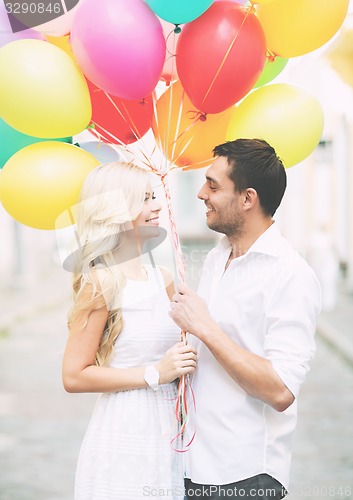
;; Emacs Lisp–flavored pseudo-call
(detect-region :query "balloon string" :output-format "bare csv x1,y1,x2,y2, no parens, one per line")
170,88,185,163
201,7,251,107
89,123,156,172
170,378,196,452
266,50,278,62
160,173,185,283
102,90,154,156
165,27,179,83
90,86,154,159
92,94,195,449
103,90,142,143
159,172,195,451
171,108,206,150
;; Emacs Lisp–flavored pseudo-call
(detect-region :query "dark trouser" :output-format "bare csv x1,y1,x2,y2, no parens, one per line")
185,474,287,499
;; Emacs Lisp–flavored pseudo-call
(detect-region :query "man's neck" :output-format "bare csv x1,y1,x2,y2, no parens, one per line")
227,218,274,258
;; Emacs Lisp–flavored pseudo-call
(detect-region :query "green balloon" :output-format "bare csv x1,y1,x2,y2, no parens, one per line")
146,0,213,24
0,119,72,169
254,57,289,89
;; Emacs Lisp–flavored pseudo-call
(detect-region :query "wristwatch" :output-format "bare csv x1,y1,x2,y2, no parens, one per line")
144,365,160,391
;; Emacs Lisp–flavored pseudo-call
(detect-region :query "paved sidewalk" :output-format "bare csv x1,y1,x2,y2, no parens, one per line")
0,266,352,499
0,267,72,335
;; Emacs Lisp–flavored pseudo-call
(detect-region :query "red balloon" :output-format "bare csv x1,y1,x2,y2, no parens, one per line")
176,2,266,114
87,80,154,145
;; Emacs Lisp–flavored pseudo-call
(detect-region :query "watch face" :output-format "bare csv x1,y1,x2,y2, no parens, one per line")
145,366,159,389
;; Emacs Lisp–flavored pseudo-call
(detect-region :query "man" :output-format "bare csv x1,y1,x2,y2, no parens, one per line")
170,139,321,499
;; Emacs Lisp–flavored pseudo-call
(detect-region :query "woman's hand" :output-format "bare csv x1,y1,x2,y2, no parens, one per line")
155,341,197,385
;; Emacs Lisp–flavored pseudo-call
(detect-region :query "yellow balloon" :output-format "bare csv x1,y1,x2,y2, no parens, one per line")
226,84,324,168
0,142,99,230
252,0,277,3
256,0,349,58
153,81,232,170
0,39,91,138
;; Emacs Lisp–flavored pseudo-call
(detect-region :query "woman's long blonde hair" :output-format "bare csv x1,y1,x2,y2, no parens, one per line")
68,162,150,366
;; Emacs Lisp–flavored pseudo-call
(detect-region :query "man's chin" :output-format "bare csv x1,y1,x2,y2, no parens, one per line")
206,221,222,234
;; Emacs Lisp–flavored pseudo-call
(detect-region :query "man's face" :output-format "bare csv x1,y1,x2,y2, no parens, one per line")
198,156,245,237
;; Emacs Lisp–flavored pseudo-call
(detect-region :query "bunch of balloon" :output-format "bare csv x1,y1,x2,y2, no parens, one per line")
0,0,351,233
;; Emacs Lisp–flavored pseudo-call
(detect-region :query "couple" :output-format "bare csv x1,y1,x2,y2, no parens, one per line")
62,139,321,500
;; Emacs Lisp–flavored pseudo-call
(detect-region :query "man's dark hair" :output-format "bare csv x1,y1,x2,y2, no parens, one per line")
213,139,287,217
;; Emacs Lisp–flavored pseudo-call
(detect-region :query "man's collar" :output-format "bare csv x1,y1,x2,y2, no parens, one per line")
217,221,282,258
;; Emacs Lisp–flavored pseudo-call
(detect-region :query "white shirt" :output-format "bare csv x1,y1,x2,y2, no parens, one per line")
184,223,321,489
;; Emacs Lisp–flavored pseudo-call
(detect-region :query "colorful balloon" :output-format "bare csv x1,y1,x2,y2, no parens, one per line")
0,118,71,169
0,142,99,230
176,2,266,114
146,0,213,24
253,56,288,88
87,80,154,145
256,0,349,58
71,0,165,99
226,84,324,167
0,39,91,138
153,80,232,169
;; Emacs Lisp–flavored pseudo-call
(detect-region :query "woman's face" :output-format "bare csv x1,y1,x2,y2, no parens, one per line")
132,182,162,229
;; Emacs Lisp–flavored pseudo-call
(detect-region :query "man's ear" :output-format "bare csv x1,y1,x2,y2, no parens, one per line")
243,188,258,211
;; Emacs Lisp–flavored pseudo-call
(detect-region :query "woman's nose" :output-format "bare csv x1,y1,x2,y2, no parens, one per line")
153,200,162,212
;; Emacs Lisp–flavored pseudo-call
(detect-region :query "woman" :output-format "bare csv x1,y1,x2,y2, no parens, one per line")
62,162,197,499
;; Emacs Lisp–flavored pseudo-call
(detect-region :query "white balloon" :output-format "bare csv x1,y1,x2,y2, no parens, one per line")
78,141,127,164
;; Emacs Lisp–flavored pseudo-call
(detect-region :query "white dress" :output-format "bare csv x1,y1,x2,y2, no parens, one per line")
75,265,184,500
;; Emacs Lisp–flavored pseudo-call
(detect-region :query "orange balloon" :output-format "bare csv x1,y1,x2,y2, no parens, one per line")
152,81,232,169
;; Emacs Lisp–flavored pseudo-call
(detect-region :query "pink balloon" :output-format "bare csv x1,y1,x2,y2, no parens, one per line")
0,3,45,47
71,0,166,99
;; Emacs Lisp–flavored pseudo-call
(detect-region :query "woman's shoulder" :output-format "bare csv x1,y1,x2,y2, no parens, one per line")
76,268,116,312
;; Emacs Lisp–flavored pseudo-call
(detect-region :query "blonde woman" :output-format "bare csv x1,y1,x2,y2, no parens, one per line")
62,162,197,499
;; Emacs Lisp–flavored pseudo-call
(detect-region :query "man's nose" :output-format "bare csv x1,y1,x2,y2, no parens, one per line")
197,184,207,200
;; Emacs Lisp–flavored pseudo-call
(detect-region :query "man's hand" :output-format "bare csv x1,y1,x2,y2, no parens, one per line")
169,283,215,340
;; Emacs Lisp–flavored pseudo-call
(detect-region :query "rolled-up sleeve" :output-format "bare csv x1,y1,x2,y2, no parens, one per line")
263,265,322,398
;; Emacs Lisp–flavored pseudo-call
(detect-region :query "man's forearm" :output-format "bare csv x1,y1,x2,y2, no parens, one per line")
197,323,294,412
